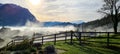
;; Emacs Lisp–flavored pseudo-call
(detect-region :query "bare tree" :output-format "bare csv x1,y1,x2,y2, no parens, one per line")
98,0,120,34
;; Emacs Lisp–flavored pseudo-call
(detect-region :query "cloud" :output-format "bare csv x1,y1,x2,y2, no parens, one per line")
0,0,104,22
37,0,103,22
44,0,57,2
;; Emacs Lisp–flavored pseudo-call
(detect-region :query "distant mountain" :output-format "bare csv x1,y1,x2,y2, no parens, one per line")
71,20,85,24
43,20,85,27
0,4,38,26
43,21,75,27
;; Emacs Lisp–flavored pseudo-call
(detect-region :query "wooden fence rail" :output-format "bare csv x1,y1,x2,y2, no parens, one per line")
6,31,120,47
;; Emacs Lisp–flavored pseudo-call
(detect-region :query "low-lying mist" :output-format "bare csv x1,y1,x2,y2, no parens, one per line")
0,21,120,48
83,22,120,32
0,24,75,48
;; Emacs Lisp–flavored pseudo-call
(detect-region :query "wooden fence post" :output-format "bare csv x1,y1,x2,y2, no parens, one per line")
65,32,67,43
42,36,44,45
107,32,110,47
54,34,56,45
79,32,82,45
12,40,15,45
84,33,85,42
70,31,73,44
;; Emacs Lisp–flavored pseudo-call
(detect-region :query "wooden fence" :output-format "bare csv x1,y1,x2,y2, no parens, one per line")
6,31,120,47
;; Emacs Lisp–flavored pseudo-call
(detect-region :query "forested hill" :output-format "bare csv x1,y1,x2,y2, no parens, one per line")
83,14,120,28
0,4,38,26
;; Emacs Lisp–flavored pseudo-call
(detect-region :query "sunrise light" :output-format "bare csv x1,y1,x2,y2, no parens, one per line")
29,0,41,5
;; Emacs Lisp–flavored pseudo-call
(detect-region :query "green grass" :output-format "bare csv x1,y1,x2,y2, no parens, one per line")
1,34,120,54
43,34,120,54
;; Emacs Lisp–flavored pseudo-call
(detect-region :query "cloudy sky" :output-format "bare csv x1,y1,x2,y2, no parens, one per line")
0,0,104,22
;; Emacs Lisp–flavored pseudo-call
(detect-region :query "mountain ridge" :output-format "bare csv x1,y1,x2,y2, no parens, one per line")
0,4,38,26
42,21,85,27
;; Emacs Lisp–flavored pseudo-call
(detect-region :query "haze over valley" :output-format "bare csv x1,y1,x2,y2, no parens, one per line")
0,0,120,54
